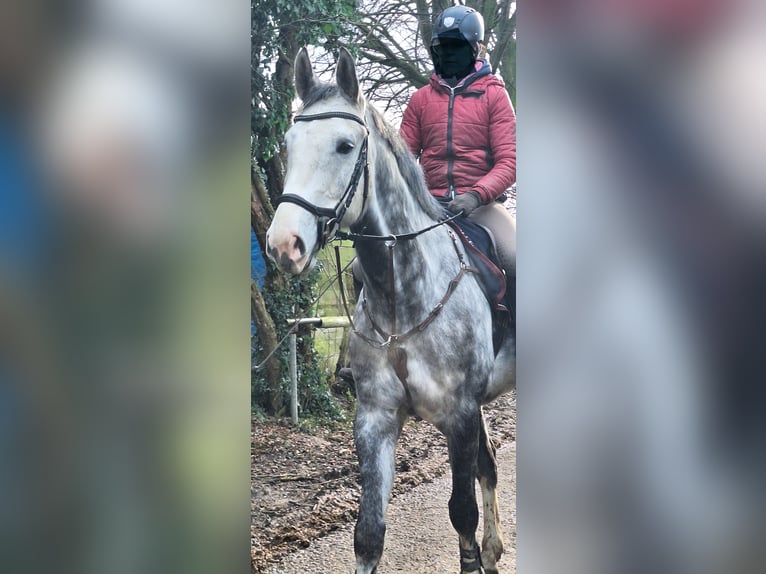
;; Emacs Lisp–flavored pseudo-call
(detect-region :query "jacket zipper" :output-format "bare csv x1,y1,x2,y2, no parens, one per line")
446,85,456,200
441,72,482,200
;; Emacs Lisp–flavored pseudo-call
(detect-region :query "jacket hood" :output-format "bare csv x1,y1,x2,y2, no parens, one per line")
429,59,501,92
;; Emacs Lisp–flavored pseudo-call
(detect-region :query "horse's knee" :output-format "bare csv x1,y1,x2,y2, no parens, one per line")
354,515,386,569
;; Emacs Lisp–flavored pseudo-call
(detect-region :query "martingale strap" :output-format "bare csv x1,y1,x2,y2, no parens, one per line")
357,230,477,350
354,227,478,406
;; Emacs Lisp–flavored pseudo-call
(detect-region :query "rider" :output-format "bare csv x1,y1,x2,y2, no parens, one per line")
337,7,515,385
400,5,516,280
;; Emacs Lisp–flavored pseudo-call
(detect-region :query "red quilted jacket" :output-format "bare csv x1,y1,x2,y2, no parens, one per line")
400,61,516,204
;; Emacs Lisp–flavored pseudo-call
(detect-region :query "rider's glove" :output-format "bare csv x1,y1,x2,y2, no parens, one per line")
446,190,482,217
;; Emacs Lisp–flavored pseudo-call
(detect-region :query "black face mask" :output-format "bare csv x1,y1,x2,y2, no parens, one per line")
432,39,475,80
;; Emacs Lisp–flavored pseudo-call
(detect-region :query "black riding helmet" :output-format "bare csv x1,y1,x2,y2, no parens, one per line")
430,6,485,59
430,6,485,80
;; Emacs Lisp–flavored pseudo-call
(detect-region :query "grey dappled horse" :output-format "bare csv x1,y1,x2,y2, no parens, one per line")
266,48,515,574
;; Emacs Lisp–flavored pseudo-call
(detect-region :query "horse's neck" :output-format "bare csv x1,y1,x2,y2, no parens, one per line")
353,145,450,312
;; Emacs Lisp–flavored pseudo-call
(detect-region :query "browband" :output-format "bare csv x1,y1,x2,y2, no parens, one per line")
294,111,367,128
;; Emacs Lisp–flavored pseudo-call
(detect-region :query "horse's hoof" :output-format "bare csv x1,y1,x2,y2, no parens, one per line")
481,534,503,571
480,549,502,572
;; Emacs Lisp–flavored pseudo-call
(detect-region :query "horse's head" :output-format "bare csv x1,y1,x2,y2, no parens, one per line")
266,47,369,274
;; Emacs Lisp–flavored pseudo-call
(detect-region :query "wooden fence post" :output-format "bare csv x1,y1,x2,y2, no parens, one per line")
289,333,298,424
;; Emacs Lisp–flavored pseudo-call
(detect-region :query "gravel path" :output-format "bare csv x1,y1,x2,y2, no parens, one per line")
265,442,516,574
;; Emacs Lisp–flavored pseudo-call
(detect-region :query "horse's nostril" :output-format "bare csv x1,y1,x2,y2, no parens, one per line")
266,242,277,260
294,236,306,257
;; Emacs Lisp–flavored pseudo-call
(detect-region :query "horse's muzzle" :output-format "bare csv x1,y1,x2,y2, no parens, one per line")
266,230,310,274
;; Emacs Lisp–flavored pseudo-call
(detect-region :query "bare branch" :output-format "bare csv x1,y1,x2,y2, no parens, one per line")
415,0,434,52
490,2,515,72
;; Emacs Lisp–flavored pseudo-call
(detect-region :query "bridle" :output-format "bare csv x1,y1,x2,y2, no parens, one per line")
275,111,370,250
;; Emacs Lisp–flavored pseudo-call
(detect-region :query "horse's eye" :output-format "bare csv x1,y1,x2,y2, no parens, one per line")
336,140,355,155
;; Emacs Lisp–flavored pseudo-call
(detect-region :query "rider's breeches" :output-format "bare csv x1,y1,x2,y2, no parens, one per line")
469,201,516,278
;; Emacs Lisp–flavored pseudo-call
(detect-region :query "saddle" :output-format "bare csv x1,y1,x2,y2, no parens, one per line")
446,217,514,353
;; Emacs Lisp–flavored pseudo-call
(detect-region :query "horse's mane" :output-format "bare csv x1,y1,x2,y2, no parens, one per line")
367,106,443,221
299,80,443,222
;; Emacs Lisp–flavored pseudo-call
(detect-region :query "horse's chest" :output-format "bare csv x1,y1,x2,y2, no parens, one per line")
351,281,494,419
389,343,493,423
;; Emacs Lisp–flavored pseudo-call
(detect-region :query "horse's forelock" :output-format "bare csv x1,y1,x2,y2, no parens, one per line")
297,81,339,111
298,80,366,113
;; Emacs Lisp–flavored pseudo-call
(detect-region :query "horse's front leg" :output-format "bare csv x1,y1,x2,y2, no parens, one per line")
354,404,404,574
477,411,504,574
447,405,484,574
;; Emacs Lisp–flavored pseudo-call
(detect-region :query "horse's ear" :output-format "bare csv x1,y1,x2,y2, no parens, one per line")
336,47,361,105
294,47,315,102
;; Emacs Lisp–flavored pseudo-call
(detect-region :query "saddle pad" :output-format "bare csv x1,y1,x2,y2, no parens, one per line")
446,216,509,316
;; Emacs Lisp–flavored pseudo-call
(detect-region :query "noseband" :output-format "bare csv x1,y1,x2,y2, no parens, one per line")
275,111,370,249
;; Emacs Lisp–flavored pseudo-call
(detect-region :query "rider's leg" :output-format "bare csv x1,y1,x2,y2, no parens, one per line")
469,201,516,278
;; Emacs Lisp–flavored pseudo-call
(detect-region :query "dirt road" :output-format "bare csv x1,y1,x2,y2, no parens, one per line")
265,442,516,574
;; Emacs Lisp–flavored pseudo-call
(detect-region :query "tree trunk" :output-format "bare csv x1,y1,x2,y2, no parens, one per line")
252,176,272,262
252,280,283,413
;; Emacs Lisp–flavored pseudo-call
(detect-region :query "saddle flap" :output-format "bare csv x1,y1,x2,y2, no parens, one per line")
446,219,507,312
446,218,512,354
